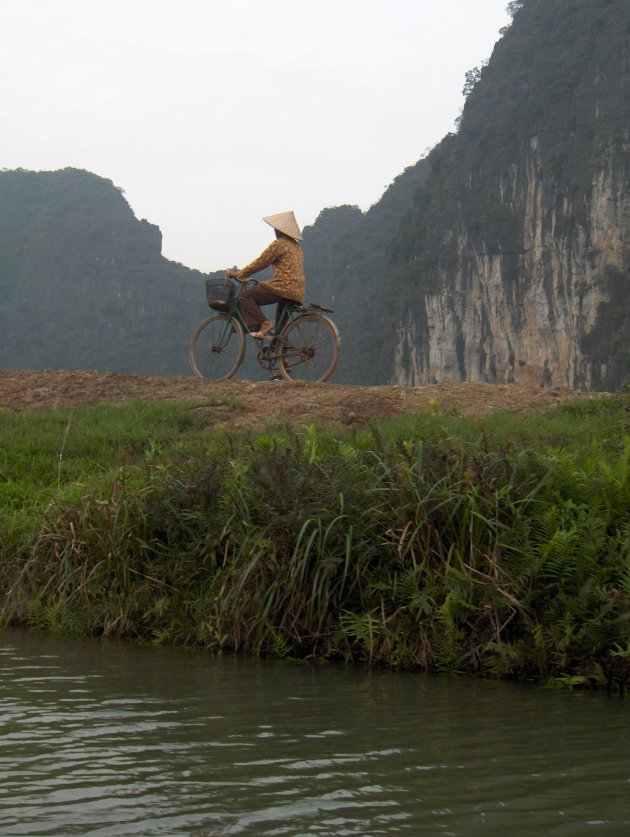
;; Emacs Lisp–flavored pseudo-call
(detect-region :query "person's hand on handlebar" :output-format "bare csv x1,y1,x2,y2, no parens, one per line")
225,269,245,281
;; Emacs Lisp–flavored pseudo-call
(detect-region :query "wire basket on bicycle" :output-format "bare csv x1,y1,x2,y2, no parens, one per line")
205,278,235,312
205,277,258,312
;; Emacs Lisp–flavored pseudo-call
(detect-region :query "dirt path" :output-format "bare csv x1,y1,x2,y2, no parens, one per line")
0,369,606,429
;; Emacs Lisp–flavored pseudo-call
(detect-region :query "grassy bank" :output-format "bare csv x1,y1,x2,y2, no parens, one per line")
1,395,629,691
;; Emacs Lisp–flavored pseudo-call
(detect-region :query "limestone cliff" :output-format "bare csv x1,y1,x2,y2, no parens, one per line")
0,168,211,375
385,0,630,390
302,158,429,384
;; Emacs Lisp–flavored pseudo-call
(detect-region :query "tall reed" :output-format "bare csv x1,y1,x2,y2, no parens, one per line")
1,395,628,690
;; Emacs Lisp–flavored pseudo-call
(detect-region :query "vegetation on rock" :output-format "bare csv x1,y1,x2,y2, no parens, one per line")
0,168,213,376
383,0,630,390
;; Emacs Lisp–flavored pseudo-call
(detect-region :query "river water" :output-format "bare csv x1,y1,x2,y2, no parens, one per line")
0,629,628,836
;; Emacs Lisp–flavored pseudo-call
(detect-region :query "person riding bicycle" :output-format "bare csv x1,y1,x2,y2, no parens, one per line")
225,211,305,339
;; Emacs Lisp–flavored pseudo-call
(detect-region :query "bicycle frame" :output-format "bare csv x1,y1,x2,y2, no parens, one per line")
227,277,295,331
225,278,301,368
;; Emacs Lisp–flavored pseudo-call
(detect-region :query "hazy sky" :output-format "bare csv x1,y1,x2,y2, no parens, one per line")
2,0,511,272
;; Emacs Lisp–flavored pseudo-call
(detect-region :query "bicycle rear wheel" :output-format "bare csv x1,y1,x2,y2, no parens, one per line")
189,315,245,380
278,314,340,382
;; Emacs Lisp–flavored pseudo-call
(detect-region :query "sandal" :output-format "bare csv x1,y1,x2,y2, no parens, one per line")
250,331,276,339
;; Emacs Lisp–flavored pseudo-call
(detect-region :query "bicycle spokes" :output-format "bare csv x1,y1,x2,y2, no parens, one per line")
278,315,340,383
189,315,245,380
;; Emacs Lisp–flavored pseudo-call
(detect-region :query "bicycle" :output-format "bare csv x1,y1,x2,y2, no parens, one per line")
188,277,341,382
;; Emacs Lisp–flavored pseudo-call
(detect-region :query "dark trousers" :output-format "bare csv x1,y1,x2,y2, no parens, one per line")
239,282,297,331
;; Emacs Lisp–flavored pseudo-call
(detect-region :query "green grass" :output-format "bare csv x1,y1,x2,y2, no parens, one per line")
0,400,206,503
1,394,629,691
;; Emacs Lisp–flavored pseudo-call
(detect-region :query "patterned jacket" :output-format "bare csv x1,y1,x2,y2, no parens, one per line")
237,236,305,303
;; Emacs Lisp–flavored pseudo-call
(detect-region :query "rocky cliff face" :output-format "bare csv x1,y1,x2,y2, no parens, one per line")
385,0,630,390
302,158,429,384
0,168,210,375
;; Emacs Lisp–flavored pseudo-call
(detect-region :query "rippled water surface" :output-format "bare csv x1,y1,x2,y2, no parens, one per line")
1,629,628,835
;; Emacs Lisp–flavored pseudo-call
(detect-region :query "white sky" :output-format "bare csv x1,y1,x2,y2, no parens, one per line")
1,0,511,272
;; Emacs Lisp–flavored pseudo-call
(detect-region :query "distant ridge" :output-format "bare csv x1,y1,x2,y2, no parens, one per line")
0,168,211,376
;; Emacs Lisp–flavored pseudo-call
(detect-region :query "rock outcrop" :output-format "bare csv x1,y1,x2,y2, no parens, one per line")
0,168,212,375
301,158,429,384
384,0,630,390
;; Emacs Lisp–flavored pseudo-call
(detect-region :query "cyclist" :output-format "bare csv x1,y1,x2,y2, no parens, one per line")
226,211,305,339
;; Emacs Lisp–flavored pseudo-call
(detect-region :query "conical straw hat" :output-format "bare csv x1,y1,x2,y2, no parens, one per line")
263,211,302,240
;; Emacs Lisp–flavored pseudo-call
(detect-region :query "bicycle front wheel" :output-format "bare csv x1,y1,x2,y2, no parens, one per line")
188,315,245,380
278,314,340,382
